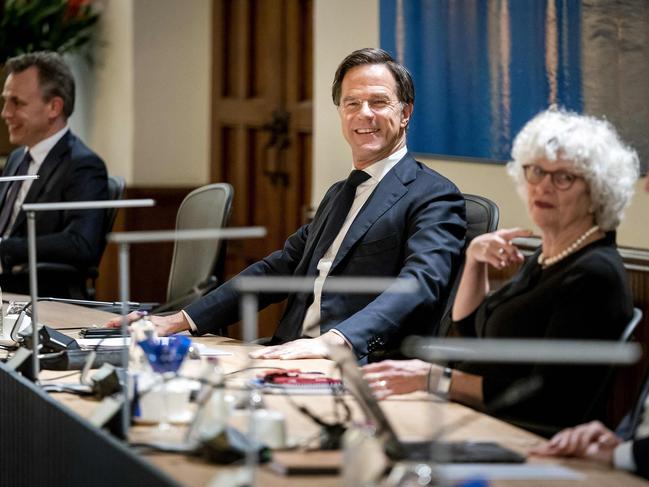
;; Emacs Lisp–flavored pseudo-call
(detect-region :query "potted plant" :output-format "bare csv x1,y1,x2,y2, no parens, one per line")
0,0,100,155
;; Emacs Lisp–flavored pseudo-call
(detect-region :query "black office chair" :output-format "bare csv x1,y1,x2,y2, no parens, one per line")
436,193,500,336
10,175,126,299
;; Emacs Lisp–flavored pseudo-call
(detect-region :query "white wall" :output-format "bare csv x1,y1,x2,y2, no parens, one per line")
132,0,211,186
76,0,211,187
313,0,379,203
312,1,649,248
83,0,135,183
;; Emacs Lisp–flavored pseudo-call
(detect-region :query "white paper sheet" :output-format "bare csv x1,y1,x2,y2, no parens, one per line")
77,337,231,356
435,463,584,481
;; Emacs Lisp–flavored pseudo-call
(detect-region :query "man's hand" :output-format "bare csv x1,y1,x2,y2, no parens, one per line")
248,331,348,360
362,359,434,400
530,420,621,465
105,311,190,337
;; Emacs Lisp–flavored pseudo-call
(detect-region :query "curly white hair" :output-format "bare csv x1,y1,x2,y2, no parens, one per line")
507,108,639,231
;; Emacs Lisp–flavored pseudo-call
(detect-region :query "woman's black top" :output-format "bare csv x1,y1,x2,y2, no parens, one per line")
453,232,633,433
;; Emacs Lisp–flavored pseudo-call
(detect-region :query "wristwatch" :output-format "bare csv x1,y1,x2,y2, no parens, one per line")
436,367,453,397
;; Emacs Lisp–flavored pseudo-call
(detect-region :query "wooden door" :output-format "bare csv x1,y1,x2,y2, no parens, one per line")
211,0,313,338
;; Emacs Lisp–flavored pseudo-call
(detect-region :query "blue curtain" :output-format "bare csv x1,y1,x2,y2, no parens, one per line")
380,0,582,162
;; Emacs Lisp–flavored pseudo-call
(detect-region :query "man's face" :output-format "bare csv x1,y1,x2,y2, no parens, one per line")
1,66,61,148
338,64,412,169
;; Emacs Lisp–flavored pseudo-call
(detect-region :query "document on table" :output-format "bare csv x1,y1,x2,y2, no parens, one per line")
76,337,231,356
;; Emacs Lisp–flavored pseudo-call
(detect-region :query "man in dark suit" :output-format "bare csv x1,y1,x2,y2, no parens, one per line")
118,48,466,361
532,369,649,479
0,52,108,293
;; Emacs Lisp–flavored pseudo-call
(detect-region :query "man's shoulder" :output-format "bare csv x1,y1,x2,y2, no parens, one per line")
58,131,106,167
406,155,462,196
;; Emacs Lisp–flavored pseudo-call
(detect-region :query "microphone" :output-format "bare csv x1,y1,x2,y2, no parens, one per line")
37,296,143,311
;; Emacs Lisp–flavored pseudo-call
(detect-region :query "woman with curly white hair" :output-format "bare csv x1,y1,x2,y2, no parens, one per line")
363,108,639,435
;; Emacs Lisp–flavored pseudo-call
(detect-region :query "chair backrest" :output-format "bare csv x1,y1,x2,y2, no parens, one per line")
95,175,126,265
166,183,234,307
105,175,126,234
464,193,500,242
598,307,646,429
620,307,643,342
437,193,500,336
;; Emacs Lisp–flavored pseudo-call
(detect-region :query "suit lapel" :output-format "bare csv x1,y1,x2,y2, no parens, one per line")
12,132,71,230
330,154,417,271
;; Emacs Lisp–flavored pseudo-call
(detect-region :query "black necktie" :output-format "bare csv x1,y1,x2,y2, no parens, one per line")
0,151,32,236
309,169,370,269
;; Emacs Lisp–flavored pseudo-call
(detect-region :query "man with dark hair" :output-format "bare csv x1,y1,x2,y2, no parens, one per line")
112,47,466,361
0,51,108,293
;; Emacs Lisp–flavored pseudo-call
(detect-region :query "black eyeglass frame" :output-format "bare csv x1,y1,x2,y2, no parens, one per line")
522,164,583,190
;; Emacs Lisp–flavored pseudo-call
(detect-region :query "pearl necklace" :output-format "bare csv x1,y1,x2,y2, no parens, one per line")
537,225,600,268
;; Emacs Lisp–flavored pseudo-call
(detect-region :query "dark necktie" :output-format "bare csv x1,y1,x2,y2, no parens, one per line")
0,151,32,236
309,169,370,269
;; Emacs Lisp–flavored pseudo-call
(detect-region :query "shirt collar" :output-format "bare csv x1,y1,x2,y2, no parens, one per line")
25,125,69,165
355,146,408,183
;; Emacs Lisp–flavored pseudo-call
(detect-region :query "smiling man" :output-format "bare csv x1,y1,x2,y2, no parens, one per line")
0,52,107,294
114,48,466,362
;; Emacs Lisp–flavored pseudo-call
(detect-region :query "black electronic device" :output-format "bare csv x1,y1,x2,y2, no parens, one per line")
20,325,79,353
39,348,124,371
79,327,128,339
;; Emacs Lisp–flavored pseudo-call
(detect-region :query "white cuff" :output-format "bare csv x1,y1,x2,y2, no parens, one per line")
181,310,198,333
613,441,636,472
328,329,352,348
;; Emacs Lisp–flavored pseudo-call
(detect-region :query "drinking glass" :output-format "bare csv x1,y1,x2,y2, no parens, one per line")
138,335,191,432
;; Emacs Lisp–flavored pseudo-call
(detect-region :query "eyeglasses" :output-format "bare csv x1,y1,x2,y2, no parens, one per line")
522,164,582,190
339,97,401,114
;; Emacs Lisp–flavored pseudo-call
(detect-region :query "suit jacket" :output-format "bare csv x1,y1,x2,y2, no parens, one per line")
185,152,467,360
633,437,649,479
0,130,108,271
617,372,649,479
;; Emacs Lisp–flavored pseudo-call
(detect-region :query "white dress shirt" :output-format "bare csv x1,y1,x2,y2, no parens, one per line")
301,146,407,339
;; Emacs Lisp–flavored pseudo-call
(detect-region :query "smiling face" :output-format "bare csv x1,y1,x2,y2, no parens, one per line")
526,157,594,238
1,66,64,148
338,64,412,169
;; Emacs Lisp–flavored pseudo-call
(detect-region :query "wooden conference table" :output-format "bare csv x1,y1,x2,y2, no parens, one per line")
2,300,649,487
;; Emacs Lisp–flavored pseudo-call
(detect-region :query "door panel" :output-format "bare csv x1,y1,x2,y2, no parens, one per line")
212,0,312,339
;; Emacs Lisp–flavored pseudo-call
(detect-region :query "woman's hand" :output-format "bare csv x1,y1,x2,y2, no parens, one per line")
530,420,621,465
362,359,438,400
466,228,533,269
